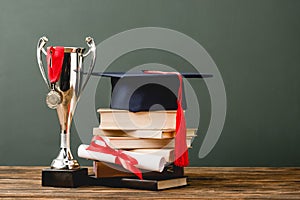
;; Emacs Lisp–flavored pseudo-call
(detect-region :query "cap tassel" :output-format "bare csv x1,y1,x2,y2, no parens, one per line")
143,70,189,167
174,81,189,167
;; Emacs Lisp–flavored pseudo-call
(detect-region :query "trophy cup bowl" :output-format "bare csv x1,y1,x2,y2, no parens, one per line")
37,36,96,187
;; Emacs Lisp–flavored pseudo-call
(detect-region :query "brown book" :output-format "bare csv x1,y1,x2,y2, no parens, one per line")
98,108,177,130
94,161,184,179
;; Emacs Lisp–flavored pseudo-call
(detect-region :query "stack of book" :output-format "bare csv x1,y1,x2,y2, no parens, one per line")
75,71,212,190
81,108,197,190
95,108,196,149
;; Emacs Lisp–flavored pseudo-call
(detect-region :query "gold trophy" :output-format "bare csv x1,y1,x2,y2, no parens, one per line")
36,36,96,187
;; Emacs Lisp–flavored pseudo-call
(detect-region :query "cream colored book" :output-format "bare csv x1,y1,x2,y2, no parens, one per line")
93,128,174,139
164,136,195,149
105,137,173,149
97,108,177,130
104,136,195,149
93,127,197,139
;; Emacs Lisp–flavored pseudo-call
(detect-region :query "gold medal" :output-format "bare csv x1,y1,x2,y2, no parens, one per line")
46,89,62,109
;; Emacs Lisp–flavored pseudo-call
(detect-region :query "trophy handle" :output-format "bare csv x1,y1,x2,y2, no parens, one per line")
81,36,96,94
37,36,51,89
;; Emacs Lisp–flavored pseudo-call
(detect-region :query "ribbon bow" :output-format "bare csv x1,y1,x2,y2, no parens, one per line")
86,136,143,180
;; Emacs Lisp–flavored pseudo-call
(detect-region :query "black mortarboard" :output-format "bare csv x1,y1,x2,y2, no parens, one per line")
91,70,212,167
92,71,212,112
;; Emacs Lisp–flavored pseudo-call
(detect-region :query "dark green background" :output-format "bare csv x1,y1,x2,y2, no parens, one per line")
0,0,299,166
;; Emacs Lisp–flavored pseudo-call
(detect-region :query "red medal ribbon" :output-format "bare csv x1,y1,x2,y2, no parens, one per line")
86,135,143,180
143,70,189,167
46,46,64,83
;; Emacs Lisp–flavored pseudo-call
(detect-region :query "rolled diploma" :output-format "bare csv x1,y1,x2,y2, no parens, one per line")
78,144,166,172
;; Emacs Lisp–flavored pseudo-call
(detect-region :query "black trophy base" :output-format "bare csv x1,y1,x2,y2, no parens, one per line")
42,168,88,188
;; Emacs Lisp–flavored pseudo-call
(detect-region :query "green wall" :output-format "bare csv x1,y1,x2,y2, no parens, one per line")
0,0,299,166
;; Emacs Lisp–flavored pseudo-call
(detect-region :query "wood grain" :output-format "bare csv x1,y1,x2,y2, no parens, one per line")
0,166,299,199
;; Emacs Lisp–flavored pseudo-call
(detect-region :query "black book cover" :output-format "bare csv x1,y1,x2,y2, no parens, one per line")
87,176,188,191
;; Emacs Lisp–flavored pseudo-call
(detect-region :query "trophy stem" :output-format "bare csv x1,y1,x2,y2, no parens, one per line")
50,132,80,170
60,132,69,148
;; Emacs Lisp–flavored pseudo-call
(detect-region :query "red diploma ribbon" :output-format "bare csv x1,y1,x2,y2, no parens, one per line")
143,70,189,167
46,46,64,83
86,136,143,180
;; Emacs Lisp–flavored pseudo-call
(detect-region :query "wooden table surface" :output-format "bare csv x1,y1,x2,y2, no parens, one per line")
0,166,299,199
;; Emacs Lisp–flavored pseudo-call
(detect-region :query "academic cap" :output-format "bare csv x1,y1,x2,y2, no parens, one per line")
93,71,212,112
92,71,212,167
